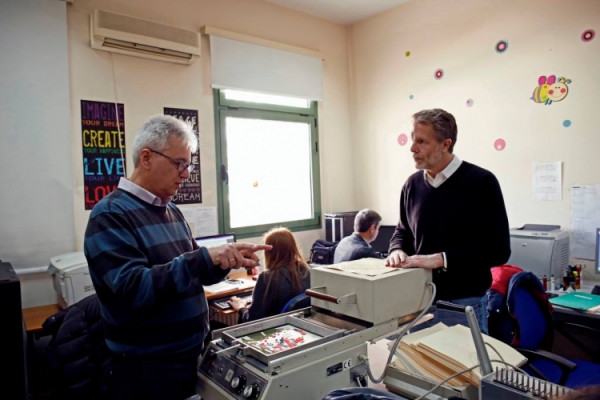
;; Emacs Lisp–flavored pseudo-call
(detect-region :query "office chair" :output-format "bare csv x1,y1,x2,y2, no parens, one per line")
506,271,600,389
281,293,311,313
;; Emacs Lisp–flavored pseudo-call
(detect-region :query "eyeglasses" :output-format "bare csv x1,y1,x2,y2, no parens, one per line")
148,149,195,173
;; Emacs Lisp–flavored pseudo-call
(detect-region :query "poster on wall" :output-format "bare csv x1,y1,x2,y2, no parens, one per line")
164,107,202,204
81,100,126,210
571,184,600,260
532,161,562,201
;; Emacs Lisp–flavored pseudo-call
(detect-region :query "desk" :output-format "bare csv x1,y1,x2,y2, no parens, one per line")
549,283,600,329
549,282,600,362
22,304,60,334
206,269,256,326
205,269,255,301
552,304,600,329
551,304,600,362
21,272,254,333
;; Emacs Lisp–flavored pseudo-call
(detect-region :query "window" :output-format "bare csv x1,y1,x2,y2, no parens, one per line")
214,89,321,238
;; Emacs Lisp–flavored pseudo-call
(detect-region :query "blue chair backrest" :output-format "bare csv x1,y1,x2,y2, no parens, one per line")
281,293,310,313
511,286,549,349
506,271,553,350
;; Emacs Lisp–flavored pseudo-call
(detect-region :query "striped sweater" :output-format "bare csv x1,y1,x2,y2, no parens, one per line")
84,189,228,357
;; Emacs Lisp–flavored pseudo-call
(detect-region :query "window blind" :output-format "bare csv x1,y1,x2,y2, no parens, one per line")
208,33,323,101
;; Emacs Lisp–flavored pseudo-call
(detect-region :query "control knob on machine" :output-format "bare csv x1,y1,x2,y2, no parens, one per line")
205,349,217,361
243,383,260,399
203,348,217,375
231,375,247,393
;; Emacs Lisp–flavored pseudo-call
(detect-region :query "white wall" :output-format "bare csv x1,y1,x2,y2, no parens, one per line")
0,1,74,269
0,0,74,307
349,0,600,282
67,0,354,263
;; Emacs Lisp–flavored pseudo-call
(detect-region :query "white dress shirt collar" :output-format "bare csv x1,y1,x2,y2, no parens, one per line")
118,177,168,206
424,155,462,188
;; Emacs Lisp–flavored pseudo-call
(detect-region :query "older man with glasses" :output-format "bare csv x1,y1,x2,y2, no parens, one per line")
84,115,270,400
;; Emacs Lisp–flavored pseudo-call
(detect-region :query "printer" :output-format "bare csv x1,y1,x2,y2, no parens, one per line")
47,252,95,309
507,224,570,282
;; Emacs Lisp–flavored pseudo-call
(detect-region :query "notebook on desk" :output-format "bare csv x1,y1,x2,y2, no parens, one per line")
549,292,600,311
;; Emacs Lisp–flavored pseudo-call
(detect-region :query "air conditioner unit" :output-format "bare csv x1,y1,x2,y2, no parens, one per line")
90,9,200,64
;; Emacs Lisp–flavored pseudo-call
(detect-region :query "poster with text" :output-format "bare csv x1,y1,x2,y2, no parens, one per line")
164,107,202,204
81,100,126,210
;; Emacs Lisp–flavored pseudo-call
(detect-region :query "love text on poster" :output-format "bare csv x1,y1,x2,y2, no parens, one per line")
81,100,126,210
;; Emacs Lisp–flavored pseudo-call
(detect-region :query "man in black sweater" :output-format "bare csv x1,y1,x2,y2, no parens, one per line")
386,108,510,333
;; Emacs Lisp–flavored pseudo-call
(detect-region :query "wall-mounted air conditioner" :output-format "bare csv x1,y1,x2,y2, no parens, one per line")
90,9,200,64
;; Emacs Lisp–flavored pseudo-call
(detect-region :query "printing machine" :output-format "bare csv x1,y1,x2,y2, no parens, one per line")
196,259,433,400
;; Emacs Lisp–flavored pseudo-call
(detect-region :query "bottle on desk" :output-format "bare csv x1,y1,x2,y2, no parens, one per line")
574,271,581,290
576,264,583,289
550,274,555,291
543,275,548,291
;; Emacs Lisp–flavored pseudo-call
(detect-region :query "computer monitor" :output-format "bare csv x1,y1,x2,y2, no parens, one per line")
595,228,600,275
195,233,236,248
370,224,396,257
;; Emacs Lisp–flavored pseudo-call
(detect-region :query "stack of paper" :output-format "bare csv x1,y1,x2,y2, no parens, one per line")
327,257,395,276
203,279,255,294
390,323,527,388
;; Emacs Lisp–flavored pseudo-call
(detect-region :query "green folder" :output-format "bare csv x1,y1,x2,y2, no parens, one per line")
549,292,600,311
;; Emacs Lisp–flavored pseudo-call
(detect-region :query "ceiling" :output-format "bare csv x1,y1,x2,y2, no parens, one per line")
263,0,411,25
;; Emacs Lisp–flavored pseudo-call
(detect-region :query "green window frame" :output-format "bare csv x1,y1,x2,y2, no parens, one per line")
213,89,322,238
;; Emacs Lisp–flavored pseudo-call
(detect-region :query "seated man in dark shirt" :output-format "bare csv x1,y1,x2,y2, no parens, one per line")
333,208,383,263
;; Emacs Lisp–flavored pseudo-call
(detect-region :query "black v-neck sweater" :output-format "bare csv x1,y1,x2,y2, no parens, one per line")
390,161,511,300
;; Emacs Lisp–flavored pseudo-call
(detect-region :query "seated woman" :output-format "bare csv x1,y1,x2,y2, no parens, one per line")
228,227,311,322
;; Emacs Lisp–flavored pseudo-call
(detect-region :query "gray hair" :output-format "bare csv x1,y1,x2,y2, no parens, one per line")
412,109,457,153
132,115,198,166
354,208,382,232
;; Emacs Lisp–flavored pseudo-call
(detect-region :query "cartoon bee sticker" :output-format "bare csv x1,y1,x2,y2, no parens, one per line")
547,77,571,104
531,75,571,105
